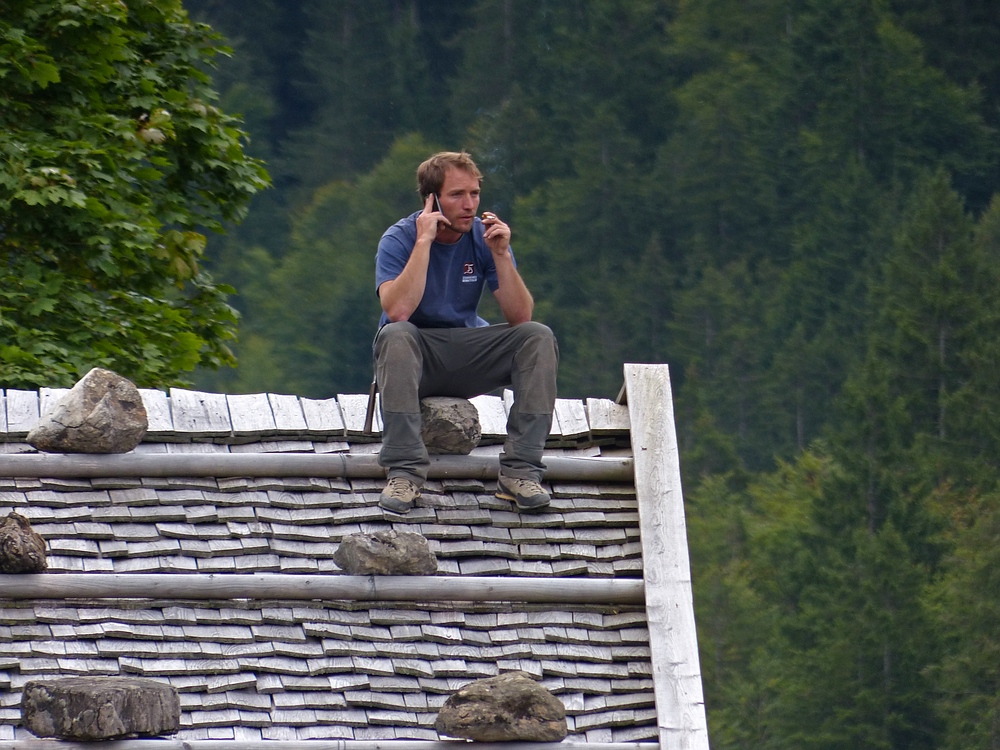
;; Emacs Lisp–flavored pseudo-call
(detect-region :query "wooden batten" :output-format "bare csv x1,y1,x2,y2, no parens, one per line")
624,363,710,750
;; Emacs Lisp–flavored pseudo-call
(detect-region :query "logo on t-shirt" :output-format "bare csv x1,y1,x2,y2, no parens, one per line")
462,262,478,283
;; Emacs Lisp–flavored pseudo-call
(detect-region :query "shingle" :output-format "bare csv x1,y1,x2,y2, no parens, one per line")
128,539,181,557
612,724,658,741
324,642,376,659
273,641,324,659
350,656,395,675
368,674,421,693
242,656,311,676
305,656,354,675
206,674,259,693
253,624,306,642
366,709,420,726
415,524,472,540
111,523,161,542
325,674,371,691
221,642,275,659
188,708,244,727
46,556,85,572
586,728,616,742
262,726,301,740
510,560,557,576
182,625,254,643
436,509,492,525
458,558,511,576
293,725,355,740
353,726,397,740
325,610,371,626
391,658,435,678
603,611,647,628
429,659,467,676
302,622,351,640
158,522,230,539
132,506,188,522
10,623,50,639
279,557,320,573
518,544,561,560
344,691,407,710
255,674,284,693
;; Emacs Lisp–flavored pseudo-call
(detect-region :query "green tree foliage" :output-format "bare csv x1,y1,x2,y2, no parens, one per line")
0,0,268,389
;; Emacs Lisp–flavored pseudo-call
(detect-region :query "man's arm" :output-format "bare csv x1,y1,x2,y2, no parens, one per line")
378,195,446,322
484,214,534,325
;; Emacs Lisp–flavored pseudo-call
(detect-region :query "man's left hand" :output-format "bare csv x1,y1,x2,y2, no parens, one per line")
481,212,511,258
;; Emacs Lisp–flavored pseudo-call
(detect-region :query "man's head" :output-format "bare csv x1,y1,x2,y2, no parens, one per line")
417,152,482,199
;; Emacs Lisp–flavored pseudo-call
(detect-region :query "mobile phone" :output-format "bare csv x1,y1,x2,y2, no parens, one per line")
433,193,443,214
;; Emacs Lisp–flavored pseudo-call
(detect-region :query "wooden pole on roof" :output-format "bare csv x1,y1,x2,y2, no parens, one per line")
0,573,645,604
0,741,657,750
0,453,632,482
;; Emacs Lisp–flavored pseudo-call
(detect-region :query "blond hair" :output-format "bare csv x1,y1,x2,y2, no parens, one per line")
417,152,482,198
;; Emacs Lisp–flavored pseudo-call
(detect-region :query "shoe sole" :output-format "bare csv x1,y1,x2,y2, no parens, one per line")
379,494,417,514
495,489,550,513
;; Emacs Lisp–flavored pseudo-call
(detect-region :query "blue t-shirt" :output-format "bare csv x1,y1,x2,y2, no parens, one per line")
375,211,514,328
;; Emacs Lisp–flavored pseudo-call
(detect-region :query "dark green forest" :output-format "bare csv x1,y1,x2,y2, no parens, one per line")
183,1,1000,747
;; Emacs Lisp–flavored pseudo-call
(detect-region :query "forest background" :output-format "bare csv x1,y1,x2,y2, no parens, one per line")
189,1,1000,748
18,0,1000,747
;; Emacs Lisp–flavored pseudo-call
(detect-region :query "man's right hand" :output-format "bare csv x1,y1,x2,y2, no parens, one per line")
416,193,449,243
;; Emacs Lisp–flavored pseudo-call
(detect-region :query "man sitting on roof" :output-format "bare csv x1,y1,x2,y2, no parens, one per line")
374,151,558,515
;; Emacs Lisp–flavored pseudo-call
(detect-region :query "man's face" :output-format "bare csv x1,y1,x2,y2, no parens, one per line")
437,167,481,234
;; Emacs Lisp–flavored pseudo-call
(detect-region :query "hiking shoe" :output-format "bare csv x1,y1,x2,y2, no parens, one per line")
379,477,420,514
496,474,551,512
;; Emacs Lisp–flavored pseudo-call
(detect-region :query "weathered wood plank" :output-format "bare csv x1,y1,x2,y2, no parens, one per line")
624,363,709,750
38,387,70,417
587,397,631,435
5,390,39,435
226,393,277,436
469,394,508,438
338,393,381,435
299,396,346,436
268,393,308,433
168,388,232,437
502,388,560,437
555,398,590,439
139,389,174,434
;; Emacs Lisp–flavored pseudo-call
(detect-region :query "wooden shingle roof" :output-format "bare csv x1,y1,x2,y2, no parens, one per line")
0,364,708,749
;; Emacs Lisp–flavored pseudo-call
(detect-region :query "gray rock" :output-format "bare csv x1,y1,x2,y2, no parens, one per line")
21,677,180,740
0,512,47,573
421,396,481,455
27,368,147,453
333,530,437,575
435,671,568,741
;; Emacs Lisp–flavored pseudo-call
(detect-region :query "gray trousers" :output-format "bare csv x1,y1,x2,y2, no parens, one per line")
374,321,559,483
